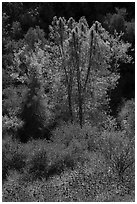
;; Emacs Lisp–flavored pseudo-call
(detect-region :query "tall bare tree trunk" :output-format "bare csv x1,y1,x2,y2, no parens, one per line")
78,81,83,128
83,30,94,93
77,61,83,128
68,82,73,121
73,32,83,128
59,44,73,122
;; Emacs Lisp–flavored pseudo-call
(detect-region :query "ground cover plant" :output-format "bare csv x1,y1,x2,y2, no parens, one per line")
2,3,135,202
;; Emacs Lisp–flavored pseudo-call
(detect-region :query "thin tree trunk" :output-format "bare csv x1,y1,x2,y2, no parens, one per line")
77,61,83,128
68,84,73,121
59,45,73,122
72,30,83,128
78,89,83,128
74,48,83,128
83,30,94,93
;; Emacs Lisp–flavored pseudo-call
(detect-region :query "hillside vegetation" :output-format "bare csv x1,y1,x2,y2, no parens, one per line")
2,4,135,202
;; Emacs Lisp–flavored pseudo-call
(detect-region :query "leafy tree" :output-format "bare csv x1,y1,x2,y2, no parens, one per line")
125,19,135,45
118,99,135,138
103,7,135,45
104,8,127,34
24,26,47,49
13,43,55,141
49,16,131,127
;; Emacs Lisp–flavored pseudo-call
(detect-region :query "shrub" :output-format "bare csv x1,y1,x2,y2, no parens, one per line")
51,122,82,145
24,137,92,180
51,122,100,147
3,147,133,202
52,122,105,154
98,130,135,192
2,85,27,139
25,139,49,180
46,141,84,176
2,138,26,181
22,151,108,202
118,99,135,138
24,139,76,180
2,115,24,139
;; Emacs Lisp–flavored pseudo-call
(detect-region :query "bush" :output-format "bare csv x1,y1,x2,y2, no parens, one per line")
24,139,49,180
118,99,135,138
51,122,82,145
45,140,85,177
3,150,108,202
98,130,135,192
51,122,100,147
3,143,134,202
24,139,76,180
2,138,26,181
2,115,24,139
24,137,92,180
2,85,27,139
52,122,105,154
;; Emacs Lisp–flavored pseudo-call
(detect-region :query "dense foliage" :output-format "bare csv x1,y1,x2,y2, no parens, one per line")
2,3,134,202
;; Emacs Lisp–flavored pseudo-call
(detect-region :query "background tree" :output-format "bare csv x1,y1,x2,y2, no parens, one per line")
103,7,135,114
